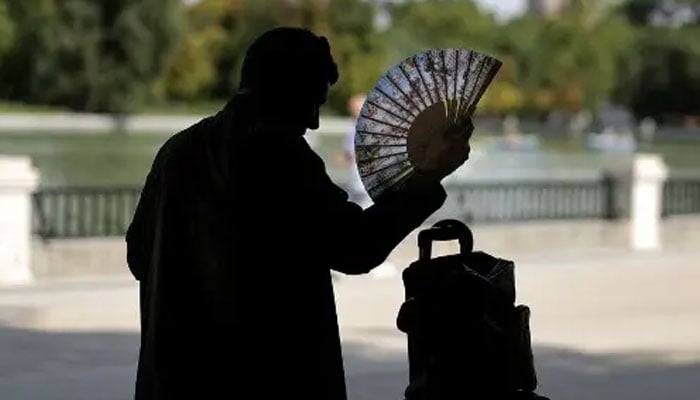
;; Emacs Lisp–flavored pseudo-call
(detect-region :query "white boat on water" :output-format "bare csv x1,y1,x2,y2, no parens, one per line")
587,128,637,153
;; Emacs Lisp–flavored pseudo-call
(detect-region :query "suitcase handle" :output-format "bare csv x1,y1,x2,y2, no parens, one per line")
418,219,473,260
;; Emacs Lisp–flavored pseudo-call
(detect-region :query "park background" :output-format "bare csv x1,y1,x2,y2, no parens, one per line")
0,1,699,399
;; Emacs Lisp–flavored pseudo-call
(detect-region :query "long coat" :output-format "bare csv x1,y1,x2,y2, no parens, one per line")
126,94,446,399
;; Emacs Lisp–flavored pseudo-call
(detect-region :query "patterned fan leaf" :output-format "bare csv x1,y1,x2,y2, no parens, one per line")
355,131,407,147
460,54,501,117
415,51,439,105
444,49,459,104
356,116,409,136
355,48,502,200
357,145,407,160
367,165,415,198
363,159,414,198
427,49,448,103
362,101,413,129
358,152,409,178
455,49,475,118
398,56,433,111
355,143,407,168
385,68,424,115
471,56,501,112
457,52,482,115
367,77,418,121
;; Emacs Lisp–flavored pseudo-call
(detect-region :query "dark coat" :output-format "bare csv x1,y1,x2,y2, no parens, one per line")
126,94,446,399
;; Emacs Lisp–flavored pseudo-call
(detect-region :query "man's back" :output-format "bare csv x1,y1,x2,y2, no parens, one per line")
127,98,350,398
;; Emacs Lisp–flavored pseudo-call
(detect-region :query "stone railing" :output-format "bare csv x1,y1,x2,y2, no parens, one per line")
1,153,697,284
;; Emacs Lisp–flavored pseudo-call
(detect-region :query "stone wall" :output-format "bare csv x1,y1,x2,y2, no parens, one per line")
29,216,699,280
31,237,129,279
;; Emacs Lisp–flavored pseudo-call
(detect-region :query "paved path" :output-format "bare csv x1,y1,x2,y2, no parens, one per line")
1,249,699,399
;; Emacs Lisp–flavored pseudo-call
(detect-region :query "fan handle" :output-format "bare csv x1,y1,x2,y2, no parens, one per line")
418,219,473,261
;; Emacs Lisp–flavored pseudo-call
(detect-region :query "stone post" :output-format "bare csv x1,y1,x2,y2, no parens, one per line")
629,154,668,250
639,117,657,143
0,156,39,285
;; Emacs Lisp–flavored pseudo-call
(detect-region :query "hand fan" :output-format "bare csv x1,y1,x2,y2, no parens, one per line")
355,48,502,200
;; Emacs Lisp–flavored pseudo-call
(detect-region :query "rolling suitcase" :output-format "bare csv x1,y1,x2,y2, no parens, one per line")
396,219,548,400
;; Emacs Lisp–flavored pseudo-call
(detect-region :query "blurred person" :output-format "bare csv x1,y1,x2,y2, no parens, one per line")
126,27,471,399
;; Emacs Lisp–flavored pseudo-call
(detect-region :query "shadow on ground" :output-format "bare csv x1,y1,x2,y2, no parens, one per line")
1,323,699,400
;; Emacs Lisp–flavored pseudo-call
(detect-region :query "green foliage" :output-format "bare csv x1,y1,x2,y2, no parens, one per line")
0,0,53,100
386,0,512,114
158,0,232,100
323,0,388,113
384,0,635,115
614,25,700,121
98,0,183,113
611,0,700,121
0,0,13,56
0,0,183,114
159,0,387,114
492,1,634,114
387,0,497,58
0,0,697,119
622,0,699,26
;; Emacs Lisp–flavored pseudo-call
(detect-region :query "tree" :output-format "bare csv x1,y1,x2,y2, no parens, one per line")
0,0,13,58
96,0,183,113
383,0,633,116
0,0,13,99
387,0,497,59
162,0,387,115
0,0,183,114
384,0,507,114
203,0,278,99
0,0,54,101
614,0,700,121
494,1,633,115
162,0,296,102
323,0,388,113
624,0,699,27
159,0,235,101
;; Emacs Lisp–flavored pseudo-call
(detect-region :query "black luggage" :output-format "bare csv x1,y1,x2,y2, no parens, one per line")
396,219,549,400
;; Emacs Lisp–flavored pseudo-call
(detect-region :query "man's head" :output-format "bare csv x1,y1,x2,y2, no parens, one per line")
239,27,339,131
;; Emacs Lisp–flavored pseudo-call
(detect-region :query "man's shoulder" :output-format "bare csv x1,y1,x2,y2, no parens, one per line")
156,116,216,162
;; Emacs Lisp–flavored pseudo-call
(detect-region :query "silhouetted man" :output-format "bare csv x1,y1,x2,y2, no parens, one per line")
126,27,468,399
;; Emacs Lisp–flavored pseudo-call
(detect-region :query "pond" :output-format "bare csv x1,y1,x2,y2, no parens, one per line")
0,132,698,188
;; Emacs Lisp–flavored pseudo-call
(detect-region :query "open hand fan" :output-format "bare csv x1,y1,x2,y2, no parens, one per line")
355,48,502,200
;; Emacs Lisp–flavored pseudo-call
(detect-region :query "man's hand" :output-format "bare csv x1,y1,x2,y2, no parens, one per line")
416,117,474,181
374,117,474,203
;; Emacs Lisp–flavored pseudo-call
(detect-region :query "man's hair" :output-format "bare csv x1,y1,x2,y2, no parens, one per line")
239,27,339,100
